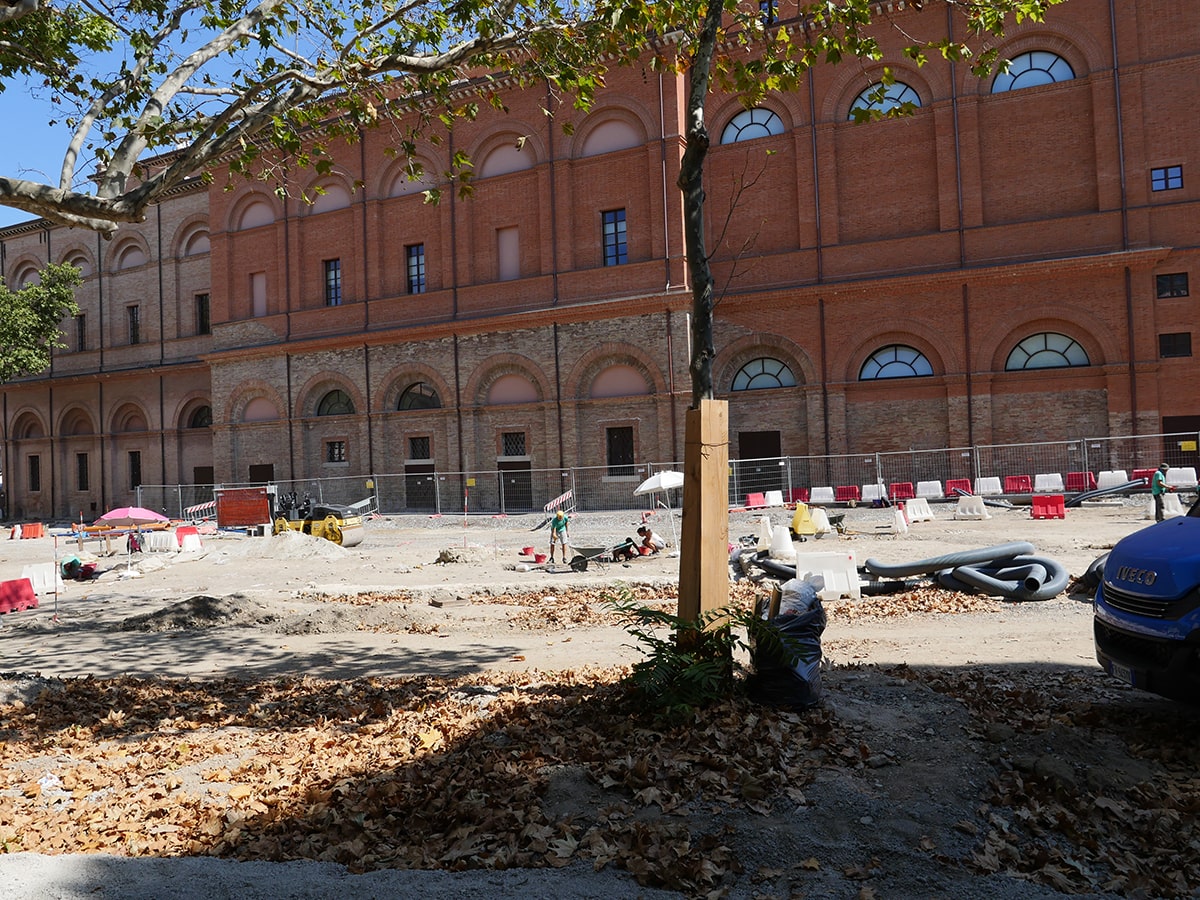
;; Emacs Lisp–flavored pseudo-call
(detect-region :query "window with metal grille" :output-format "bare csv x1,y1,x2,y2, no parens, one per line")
1157,273,1189,298
129,450,142,489
501,431,526,456
602,209,627,266
406,244,426,294
324,259,342,306
1159,332,1192,358
76,453,89,491
75,314,86,352
606,426,635,476
28,455,41,492
1152,165,1183,192
127,305,140,345
409,436,431,459
326,440,347,463
196,292,211,334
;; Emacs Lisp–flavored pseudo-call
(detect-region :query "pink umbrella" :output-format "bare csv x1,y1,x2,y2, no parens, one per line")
96,506,170,527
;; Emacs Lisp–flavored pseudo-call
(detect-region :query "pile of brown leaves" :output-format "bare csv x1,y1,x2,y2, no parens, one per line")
826,586,1000,621
902,665,1200,896
0,670,866,894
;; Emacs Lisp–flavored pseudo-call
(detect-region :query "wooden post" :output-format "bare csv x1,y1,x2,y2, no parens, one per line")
678,398,729,621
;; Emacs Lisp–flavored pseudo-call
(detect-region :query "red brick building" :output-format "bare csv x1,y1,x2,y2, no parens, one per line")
2,0,1197,519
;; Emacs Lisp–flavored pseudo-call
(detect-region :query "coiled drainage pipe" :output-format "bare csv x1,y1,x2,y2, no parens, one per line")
864,541,1068,602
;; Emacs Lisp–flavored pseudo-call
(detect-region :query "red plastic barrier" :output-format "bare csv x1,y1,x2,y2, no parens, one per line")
788,488,810,504
1132,468,1156,485
1004,475,1033,494
1031,494,1066,519
745,492,767,509
1065,471,1098,492
175,525,199,547
835,485,861,502
889,482,915,500
0,578,38,614
945,478,972,497
20,522,44,539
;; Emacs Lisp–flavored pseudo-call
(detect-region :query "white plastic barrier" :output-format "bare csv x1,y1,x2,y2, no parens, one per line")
180,533,204,552
793,550,861,600
810,486,836,505
145,531,176,552
974,477,1002,496
1164,493,1186,517
954,495,991,520
861,484,887,503
1167,467,1198,488
891,508,909,534
21,563,64,597
764,489,784,508
1034,473,1065,492
916,481,943,500
1097,470,1129,489
809,507,833,536
905,498,935,522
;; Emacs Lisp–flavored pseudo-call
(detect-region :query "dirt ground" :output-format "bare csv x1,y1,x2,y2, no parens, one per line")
2,500,1199,898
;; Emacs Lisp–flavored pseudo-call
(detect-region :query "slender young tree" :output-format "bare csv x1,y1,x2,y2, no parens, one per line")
0,263,81,382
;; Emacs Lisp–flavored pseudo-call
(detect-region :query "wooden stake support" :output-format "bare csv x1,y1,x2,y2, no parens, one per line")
678,398,729,622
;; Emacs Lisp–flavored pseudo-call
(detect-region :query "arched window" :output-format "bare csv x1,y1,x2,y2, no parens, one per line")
188,406,213,428
316,389,355,416
992,51,1075,93
398,382,442,410
1005,332,1089,370
859,345,934,380
731,357,797,391
849,81,921,120
720,108,784,144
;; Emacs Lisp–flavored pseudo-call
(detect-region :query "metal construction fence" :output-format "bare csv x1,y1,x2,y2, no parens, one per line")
139,430,1200,520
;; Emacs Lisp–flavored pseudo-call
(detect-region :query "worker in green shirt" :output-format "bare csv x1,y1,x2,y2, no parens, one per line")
1151,462,1173,522
548,510,570,563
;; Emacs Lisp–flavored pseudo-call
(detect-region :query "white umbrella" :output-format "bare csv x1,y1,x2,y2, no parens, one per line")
633,470,683,550
633,470,684,495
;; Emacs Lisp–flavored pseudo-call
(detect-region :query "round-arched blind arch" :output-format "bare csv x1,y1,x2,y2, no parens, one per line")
859,345,934,380
731,357,796,391
720,108,784,144
590,364,650,398
398,382,442,410
1005,332,1089,370
316,390,355,416
849,81,921,119
243,398,278,422
992,51,1075,93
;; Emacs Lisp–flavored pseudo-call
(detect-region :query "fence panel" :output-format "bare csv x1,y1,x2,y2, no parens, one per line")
1083,432,1200,478
975,440,1085,484
571,464,653,513
874,448,974,493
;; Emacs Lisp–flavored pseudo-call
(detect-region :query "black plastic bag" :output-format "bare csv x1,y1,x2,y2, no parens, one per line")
746,578,826,710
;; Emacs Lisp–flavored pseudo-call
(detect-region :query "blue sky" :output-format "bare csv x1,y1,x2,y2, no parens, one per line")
0,88,75,229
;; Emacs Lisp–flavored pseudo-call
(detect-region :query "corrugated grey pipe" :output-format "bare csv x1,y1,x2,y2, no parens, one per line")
939,555,1070,602
863,542,1037,579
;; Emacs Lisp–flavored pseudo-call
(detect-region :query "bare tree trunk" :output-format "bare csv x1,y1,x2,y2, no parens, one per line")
679,0,724,406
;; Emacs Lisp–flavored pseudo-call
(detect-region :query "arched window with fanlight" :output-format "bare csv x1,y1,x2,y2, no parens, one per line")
732,357,797,391
1005,332,1089,370
848,81,921,120
188,406,213,428
398,382,442,411
859,345,934,380
316,389,355,416
992,51,1075,93
720,108,785,144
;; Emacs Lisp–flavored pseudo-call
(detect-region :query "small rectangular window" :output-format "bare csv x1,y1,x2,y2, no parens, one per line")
606,426,635,477
497,226,520,281
128,450,142,490
324,259,342,306
196,292,211,334
127,305,141,345
76,452,89,492
408,436,431,459
1159,332,1192,358
1151,165,1183,192
602,209,628,266
501,431,526,457
326,440,347,463
406,244,426,294
1156,273,1189,298
759,0,777,25
75,314,86,352
28,455,41,493
251,272,267,317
